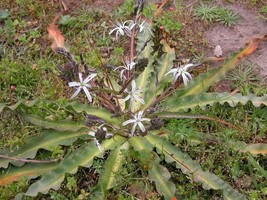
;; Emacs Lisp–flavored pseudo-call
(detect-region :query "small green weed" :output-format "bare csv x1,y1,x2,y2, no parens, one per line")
227,63,267,96
194,3,238,26
194,3,218,23
260,5,267,14
215,7,238,26
154,12,182,33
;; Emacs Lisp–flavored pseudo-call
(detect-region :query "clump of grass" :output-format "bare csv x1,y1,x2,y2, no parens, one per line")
226,63,267,96
194,3,218,23
215,7,239,26
194,3,238,26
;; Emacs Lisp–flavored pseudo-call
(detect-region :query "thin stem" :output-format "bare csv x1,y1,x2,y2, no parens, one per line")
119,75,135,94
0,155,59,164
150,84,174,107
91,87,120,95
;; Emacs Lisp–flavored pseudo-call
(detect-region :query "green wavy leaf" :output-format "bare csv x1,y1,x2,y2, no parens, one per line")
148,154,176,199
25,136,125,197
145,133,246,200
156,40,175,84
0,163,58,186
0,99,40,112
67,101,122,127
96,141,129,196
142,41,175,110
22,114,85,131
0,129,88,168
162,92,267,112
0,99,122,127
133,40,155,111
128,136,154,151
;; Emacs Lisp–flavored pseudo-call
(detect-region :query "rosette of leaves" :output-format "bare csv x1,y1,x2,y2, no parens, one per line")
0,5,267,200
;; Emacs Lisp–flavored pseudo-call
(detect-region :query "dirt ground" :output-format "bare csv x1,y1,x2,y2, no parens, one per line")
203,2,267,77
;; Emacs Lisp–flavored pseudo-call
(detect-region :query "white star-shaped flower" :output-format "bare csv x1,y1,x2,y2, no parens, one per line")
122,111,150,137
115,61,135,80
165,63,194,85
109,20,135,40
68,73,97,102
122,80,144,109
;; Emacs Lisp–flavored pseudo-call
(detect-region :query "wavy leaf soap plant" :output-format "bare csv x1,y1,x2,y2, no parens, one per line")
0,1,267,199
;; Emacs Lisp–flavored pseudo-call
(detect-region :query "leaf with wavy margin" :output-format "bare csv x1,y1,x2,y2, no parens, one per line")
162,92,267,112
0,99,40,112
145,133,246,200
228,141,267,155
0,99,122,127
0,129,88,168
24,136,125,197
128,136,154,151
148,153,176,199
67,101,122,127
132,40,155,111
0,163,58,186
22,114,85,131
96,141,129,197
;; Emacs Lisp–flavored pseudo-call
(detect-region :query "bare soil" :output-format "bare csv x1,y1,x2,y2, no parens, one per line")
204,2,267,77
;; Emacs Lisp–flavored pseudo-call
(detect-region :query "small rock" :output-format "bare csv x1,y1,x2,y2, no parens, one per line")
214,45,223,57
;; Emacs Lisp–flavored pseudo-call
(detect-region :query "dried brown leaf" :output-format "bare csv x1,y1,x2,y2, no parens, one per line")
47,21,66,51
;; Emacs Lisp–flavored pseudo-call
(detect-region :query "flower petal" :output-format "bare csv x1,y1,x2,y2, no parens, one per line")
94,139,103,152
137,111,144,119
183,63,194,71
70,87,81,99
131,80,136,91
122,119,136,126
83,87,92,102
88,131,96,137
138,122,146,132
133,95,145,105
68,82,80,87
84,73,97,83
122,95,131,103
131,123,137,136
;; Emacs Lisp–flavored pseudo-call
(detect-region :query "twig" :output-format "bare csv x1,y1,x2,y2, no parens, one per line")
0,155,59,164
